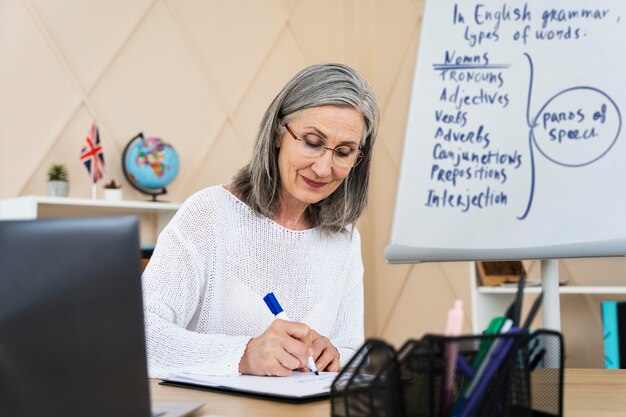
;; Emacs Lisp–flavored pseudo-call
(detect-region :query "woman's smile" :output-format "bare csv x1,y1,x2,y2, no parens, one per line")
301,175,327,189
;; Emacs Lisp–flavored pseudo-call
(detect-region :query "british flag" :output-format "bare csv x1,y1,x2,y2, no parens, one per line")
80,122,105,183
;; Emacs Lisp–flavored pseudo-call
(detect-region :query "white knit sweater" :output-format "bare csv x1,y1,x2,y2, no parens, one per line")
142,185,364,378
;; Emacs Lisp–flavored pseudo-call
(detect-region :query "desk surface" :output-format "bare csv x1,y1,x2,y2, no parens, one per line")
150,369,626,417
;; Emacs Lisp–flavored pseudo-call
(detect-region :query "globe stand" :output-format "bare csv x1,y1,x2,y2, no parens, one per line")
132,184,168,202
148,189,167,202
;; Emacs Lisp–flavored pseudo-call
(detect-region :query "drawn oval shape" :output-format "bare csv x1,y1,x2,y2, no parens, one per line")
531,87,621,167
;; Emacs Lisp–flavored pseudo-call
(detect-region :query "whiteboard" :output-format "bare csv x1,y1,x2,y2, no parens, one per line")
386,0,626,262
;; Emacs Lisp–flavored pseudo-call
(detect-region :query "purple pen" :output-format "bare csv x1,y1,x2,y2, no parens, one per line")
457,328,520,417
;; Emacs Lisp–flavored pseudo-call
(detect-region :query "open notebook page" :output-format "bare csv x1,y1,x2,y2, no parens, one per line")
163,371,339,399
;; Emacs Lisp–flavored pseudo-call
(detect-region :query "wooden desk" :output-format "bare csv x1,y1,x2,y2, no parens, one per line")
149,379,329,417
150,369,626,417
564,369,626,417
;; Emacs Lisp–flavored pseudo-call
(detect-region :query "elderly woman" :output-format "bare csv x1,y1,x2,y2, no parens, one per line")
143,63,379,377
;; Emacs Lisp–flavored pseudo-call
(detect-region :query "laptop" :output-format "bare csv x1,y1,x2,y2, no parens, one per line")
0,216,202,417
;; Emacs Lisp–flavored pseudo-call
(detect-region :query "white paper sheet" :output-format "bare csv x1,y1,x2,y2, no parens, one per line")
164,371,338,399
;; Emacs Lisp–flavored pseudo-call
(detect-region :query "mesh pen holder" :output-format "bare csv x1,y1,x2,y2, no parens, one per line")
331,330,563,417
331,339,406,417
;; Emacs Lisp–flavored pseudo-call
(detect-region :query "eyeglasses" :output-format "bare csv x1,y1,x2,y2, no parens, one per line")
284,123,364,168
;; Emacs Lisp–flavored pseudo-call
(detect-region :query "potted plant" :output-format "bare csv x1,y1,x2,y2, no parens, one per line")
103,179,123,201
47,164,69,197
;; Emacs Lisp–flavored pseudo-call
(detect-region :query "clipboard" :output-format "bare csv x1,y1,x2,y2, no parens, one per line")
160,371,337,403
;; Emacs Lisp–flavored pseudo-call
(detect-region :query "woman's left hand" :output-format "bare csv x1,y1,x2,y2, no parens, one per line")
305,330,340,372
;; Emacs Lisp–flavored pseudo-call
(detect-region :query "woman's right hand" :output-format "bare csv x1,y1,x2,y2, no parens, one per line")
238,319,314,376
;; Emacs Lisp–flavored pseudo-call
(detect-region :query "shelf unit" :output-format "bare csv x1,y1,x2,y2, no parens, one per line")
477,286,626,295
469,261,626,333
0,195,181,246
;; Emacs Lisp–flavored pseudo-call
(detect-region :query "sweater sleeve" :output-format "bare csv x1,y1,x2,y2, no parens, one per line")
328,228,365,367
142,222,250,378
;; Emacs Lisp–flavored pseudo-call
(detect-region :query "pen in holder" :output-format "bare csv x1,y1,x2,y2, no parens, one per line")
331,330,563,417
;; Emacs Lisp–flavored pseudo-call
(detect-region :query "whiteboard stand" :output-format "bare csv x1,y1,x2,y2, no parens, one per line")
542,259,561,331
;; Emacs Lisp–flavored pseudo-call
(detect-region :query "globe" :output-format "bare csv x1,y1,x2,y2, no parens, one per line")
122,133,180,201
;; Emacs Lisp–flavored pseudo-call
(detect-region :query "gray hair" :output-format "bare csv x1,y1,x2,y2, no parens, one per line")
231,63,379,234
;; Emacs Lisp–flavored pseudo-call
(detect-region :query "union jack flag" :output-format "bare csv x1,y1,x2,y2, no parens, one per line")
80,122,105,183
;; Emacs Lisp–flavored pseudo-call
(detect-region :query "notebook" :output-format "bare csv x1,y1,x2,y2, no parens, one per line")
162,371,338,403
0,216,202,417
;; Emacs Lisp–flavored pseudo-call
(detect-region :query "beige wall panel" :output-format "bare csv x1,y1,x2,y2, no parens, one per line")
557,258,626,367
523,260,540,279
381,262,471,347
371,0,422,101
376,31,418,167
30,0,153,89
561,295,606,368
290,0,347,64
233,30,307,149
171,0,287,112
184,122,251,194
356,217,376,337
21,106,110,198
87,1,226,202
362,1,423,341
277,0,298,13
563,258,626,286
0,0,81,198
342,1,374,75
361,6,423,338
368,150,411,333
368,262,411,341
438,261,472,311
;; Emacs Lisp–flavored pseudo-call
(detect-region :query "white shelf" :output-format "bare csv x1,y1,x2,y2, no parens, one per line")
478,286,626,295
0,195,180,216
469,261,626,333
0,195,181,245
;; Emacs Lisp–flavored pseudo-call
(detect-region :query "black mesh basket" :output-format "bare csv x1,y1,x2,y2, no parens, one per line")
331,330,563,417
331,338,405,417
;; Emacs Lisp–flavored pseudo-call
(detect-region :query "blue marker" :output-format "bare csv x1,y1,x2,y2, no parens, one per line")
263,292,319,375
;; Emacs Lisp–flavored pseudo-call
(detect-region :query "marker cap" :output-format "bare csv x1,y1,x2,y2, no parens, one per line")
263,292,284,316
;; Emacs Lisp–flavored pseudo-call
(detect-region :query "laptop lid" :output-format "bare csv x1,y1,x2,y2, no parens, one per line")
0,216,151,417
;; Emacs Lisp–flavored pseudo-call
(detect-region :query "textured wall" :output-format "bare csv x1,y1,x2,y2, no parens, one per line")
2,0,623,367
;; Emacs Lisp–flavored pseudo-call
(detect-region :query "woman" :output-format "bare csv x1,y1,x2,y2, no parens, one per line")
143,63,379,378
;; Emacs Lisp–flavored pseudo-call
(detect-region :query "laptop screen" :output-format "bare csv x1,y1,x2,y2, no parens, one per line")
0,216,151,417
